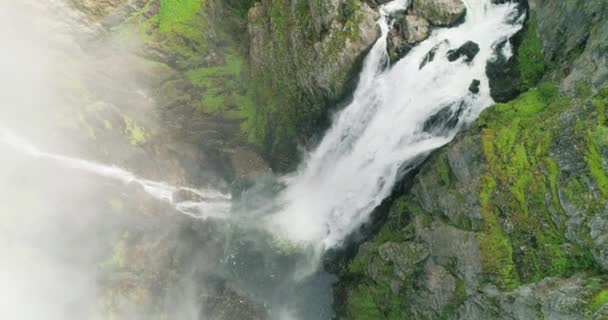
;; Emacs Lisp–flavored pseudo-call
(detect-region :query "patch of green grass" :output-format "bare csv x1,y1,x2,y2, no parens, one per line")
347,283,410,320
444,279,467,315
589,289,608,313
584,131,608,198
517,14,545,90
477,84,601,288
186,53,253,116
158,0,203,33
123,116,147,145
347,285,384,320
599,86,608,99
434,153,452,186
576,80,593,99
477,171,520,290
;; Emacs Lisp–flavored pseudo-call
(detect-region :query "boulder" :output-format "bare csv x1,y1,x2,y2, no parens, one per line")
468,79,481,94
486,40,522,102
388,14,431,61
447,41,480,63
412,0,466,27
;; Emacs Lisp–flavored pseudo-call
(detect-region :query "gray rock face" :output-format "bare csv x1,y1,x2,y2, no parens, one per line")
340,1,608,317
247,0,381,168
378,241,430,280
529,0,608,91
388,14,431,60
341,92,608,319
412,0,466,26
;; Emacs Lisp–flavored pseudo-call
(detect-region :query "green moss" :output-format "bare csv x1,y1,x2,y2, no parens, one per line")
478,203,520,290
517,15,545,90
347,283,410,320
589,289,608,313
158,0,203,33
599,86,608,98
347,286,384,320
185,53,255,116
123,116,147,145
576,80,593,99
374,223,403,244
444,279,467,315
477,84,602,289
584,131,608,198
434,153,452,186
241,0,371,168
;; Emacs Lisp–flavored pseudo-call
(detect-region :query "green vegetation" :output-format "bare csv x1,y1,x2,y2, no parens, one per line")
517,14,545,90
346,282,410,320
124,0,261,126
444,279,467,315
434,153,452,186
123,116,147,145
186,53,253,116
241,0,369,168
477,85,603,289
158,0,202,33
589,289,608,313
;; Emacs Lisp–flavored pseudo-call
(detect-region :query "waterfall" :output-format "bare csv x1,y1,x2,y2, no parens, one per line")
0,0,524,264
0,128,232,220
266,0,524,249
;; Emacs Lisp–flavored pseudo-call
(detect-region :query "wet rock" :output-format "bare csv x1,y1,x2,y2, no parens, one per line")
422,102,465,136
388,14,431,61
412,0,466,27
419,42,445,69
248,0,381,169
486,40,521,102
204,286,269,320
447,41,480,63
468,79,481,94
173,188,205,203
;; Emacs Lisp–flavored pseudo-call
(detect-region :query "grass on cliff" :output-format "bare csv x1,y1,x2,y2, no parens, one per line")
127,0,260,121
477,83,606,290
589,289,608,313
517,14,545,91
346,282,410,320
158,0,202,33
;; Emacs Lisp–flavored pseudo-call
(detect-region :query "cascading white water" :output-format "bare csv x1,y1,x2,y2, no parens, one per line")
0,128,232,219
267,0,524,248
0,0,524,261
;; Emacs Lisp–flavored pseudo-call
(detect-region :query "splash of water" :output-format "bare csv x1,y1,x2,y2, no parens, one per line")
0,128,231,219
1,0,525,260
266,0,524,249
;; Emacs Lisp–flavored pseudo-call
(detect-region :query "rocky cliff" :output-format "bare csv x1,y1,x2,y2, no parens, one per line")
31,0,608,319
338,1,608,319
245,0,381,169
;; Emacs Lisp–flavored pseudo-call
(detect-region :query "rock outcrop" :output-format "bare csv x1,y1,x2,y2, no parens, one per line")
340,1,608,319
246,0,381,169
528,0,608,91
388,14,431,61
412,0,466,26
340,83,608,320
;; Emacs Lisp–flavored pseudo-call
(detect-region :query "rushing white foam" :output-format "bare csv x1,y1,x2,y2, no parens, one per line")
266,0,524,248
0,128,231,219
0,0,524,258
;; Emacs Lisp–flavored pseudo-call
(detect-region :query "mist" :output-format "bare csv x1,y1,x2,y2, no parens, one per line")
0,0,526,319
0,1,208,319
0,2,336,319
